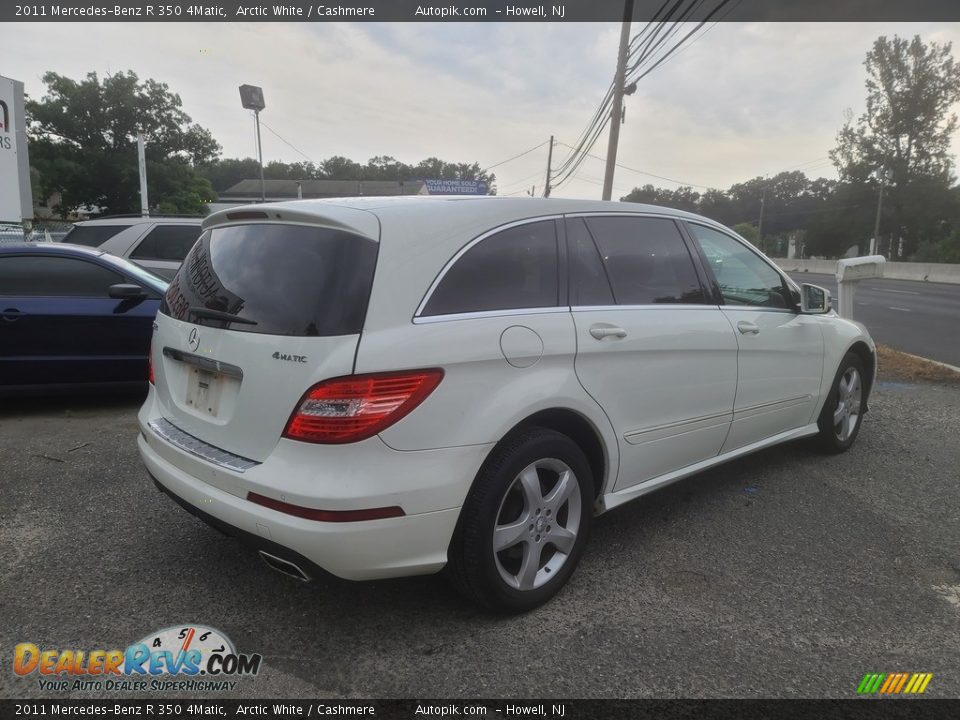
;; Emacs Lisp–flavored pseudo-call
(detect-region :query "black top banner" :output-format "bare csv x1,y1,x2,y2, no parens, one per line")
5,0,960,23
3,700,960,720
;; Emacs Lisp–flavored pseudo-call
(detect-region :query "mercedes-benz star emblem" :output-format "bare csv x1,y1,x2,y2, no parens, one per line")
188,328,200,351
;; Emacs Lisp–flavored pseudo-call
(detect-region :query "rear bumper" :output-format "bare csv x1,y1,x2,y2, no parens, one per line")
140,431,464,580
149,471,333,581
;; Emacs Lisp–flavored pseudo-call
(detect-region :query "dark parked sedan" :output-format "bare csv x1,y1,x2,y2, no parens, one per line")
0,244,166,394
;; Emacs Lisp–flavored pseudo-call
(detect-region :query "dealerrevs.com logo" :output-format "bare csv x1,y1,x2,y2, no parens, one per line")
13,625,262,693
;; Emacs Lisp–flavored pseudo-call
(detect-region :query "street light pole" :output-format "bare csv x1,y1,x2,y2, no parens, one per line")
239,84,267,203
602,0,634,201
254,109,265,203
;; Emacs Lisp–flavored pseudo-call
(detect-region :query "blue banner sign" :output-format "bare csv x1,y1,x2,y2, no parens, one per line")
423,179,488,195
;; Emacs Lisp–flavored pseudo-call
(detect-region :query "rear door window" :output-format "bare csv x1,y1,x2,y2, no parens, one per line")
582,216,706,305
0,255,124,297
131,224,202,261
421,220,559,316
161,224,378,337
62,224,133,247
567,218,615,306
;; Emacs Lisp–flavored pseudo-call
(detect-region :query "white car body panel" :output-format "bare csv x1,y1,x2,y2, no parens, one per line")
67,217,204,280
719,307,825,452
570,305,738,491
138,196,876,584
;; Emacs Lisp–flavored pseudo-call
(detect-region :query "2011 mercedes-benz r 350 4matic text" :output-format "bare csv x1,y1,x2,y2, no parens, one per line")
138,197,876,612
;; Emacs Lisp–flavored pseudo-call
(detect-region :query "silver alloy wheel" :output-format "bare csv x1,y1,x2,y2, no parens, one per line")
492,458,582,591
833,366,863,442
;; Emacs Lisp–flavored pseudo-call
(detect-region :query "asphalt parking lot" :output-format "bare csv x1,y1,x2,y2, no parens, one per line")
2,377,959,700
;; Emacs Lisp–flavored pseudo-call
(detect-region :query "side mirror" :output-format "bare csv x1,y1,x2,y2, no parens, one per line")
109,283,146,299
800,283,831,314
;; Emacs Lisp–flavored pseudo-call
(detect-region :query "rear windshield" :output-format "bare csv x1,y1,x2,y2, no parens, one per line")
160,223,378,337
62,224,133,247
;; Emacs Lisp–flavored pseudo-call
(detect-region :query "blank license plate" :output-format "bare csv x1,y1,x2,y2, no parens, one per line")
186,367,223,417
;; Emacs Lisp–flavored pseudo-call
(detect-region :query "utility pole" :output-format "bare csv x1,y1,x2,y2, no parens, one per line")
136,132,149,217
757,187,766,252
543,136,555,197
871,179,884,257
602,0,634,201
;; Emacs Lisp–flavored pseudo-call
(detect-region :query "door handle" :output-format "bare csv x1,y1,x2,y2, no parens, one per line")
1,308,25,322
589,324,627,340
737,320,760,335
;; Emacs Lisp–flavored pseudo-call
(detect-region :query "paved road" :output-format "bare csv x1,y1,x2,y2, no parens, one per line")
2,384,959,700
787,273,960,367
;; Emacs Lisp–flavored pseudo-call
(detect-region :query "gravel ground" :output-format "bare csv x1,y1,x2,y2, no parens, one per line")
1,379,958,699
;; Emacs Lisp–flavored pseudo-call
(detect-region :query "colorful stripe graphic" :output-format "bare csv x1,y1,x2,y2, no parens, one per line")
857,673,933,695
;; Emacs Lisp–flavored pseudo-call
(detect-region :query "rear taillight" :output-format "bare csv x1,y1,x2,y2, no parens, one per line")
283,369,444,444
148,341,155,385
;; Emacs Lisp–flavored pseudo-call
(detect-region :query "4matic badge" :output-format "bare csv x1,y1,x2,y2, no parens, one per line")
272,351,307,363
13,625,262,693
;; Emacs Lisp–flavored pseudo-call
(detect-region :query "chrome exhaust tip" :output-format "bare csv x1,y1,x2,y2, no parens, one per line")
258,550,310,582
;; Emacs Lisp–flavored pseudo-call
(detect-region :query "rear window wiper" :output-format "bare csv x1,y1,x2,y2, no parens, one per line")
188,307,258,326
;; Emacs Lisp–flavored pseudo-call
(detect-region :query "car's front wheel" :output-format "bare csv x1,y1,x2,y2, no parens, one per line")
816,351,866,453
447,427,593,613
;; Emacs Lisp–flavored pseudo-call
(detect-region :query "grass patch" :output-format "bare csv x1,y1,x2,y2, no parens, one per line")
877,344,960,385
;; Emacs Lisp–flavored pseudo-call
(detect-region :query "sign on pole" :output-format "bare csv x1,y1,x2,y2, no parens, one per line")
423,179,489,195
0,75,33,223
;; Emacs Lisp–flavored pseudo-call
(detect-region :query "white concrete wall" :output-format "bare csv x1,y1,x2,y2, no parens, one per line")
773,258,960,285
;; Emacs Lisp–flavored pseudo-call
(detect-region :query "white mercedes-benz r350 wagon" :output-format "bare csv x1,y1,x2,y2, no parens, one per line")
138,196,876,612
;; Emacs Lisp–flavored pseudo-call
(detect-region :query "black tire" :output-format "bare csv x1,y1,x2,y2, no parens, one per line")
816,351,867,453
446,427,594,613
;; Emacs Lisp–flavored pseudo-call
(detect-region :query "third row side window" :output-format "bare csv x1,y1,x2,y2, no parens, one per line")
421,220,559,316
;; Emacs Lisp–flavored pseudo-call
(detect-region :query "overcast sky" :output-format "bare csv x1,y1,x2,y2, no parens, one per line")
3,21,960,199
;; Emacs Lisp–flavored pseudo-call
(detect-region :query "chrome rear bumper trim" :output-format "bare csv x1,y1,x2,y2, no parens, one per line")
162,347,244,379
148,418,259,473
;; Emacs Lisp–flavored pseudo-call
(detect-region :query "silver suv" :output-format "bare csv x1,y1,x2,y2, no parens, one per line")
61,216,202,280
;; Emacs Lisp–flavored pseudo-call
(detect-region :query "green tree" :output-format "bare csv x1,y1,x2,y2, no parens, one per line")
732,222,759,246
27,70,220,216
831,35,960,257
320,155,364,180
196,157,262,191
621,184,700,212
199,154,497,193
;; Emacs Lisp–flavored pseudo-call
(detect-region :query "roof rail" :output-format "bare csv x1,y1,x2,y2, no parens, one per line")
87,213,205,220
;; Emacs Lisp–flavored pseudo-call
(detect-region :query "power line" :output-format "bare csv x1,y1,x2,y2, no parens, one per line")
557,141,712,190
765,156,831,175
631,0,740,76
551,0,735,193
627,0,705,74
630,0,738,83
560,171,635,196
481,140,550,173
258,118,318,165
497,168,549,192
